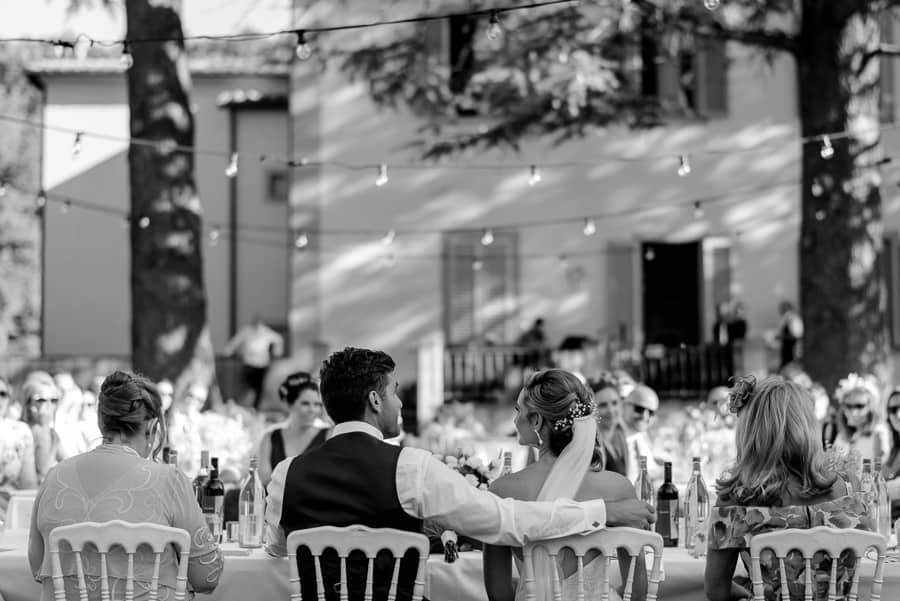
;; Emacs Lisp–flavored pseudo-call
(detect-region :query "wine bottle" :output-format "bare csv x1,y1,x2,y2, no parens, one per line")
238,455,265,548
204,457,225,542
192,450,210,504
634,456,655,509
684,457,710,554
500,451,513,477
656,461,679,547
874,458,891,539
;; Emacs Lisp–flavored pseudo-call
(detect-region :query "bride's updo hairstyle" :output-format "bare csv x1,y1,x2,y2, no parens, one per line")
522,369,603,469
99,370,166,460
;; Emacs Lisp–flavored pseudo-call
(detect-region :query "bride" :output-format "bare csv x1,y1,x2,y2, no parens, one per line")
483,369,647,601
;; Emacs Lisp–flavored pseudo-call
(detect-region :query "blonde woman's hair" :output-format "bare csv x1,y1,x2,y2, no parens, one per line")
716,376,836,505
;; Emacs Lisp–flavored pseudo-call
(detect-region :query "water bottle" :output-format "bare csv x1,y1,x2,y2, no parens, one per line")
874,458,891,539
861,459,877,529
499,451,513,477
238,455,265,548
685,457,710,556
634,456,655,508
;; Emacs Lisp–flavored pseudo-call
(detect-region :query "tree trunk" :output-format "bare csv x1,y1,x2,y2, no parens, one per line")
125,0,215,395
797,4,888,393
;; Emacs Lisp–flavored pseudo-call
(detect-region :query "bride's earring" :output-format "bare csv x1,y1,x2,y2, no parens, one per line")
533,428,544,447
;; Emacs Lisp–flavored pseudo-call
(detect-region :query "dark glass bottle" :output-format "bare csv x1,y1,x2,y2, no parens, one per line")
192,450,210,505
656,461,679,547
203,457,225,542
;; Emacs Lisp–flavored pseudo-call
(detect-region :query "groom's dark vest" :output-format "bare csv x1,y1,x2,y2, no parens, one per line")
280,431,423,601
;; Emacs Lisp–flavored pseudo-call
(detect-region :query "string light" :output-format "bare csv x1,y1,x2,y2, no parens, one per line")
375,164,389,187
811,179,824,197
693,200,704,219
225,152,239,178
481,228,494,246
472,258,484,271
820,135,834,159
528,164,542,186
583,218,596,236
120,44,134,70
703,0,721,10
486,11,503,41
381,229,396,245
209,228,221,246
60,200,71,214
36,190,47,209
294,232,309,249
72,132,83,158
0,181,6,197
138,216,150,229
677,155,692,177
644,247,655,261
815,210,826,221
295,31,312,61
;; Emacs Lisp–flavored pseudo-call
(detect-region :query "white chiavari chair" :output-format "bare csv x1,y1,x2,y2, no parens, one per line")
48,520,191,601
286,525,429,601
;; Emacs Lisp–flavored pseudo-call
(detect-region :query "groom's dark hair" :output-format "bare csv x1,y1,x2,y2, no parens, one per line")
320,347,396,423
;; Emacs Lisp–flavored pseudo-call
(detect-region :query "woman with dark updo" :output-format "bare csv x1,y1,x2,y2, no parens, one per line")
257,371,329,485
28,370,223,601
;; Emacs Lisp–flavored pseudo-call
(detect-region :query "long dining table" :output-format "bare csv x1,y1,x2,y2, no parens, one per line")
3,529,900,601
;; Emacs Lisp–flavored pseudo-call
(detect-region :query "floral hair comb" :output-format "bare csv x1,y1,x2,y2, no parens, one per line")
552,396,594,432
728,375,757,414
834,372,880,405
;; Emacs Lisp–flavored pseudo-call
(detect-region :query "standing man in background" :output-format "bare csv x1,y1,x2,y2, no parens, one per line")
224,315,284,409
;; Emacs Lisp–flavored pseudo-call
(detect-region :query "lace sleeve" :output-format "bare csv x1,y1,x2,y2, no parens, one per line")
167,469,223,592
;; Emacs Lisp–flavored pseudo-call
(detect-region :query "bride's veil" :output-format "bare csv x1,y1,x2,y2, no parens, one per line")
524,414,598,601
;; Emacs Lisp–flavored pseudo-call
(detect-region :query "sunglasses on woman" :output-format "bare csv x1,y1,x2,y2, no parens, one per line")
632,405,656,417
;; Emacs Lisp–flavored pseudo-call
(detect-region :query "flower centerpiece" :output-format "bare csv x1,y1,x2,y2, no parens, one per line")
423,450,498,561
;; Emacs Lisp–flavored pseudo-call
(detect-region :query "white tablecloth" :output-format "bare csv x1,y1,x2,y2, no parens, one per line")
4,533,900,601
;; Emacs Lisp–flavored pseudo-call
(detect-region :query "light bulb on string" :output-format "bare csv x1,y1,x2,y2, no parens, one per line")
481,228,494,246
815,210,826,221
295,31,312,61
472,258,484,271
72,132,83,158
693,201,704,219
528,164,542,186
703,0,721,10
138,216,150,229
486,11,502,41
583,218,597,236
122,216,131,230
294,233,309,250
677,155,692,177
120,44,134,70
36,190,47,209
225,152,239,178
811,179,824,197
381,229,396,246
820,135,834,159
208,228,220,246
559,254,568,268
0,181,7,197
60,200,71,214
375,164,389,187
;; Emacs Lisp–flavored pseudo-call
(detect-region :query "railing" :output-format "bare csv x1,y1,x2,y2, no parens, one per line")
443,343,736,402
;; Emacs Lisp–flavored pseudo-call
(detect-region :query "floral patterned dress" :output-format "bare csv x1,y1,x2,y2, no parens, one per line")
707,493,874,601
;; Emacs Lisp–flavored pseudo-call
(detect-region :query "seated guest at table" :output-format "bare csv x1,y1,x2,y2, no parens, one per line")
0,375,38,514
485,369,646,601
831,372,888,465
257,372,329,486
881,388,900,521
623,385,667,482
21,371,68,483
265,347,655,601
589,372,629,477
28,370,223,601
704,376,873,601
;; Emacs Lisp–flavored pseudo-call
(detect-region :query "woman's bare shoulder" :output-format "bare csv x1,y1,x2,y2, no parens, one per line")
489,463,547,501
580,469,637,500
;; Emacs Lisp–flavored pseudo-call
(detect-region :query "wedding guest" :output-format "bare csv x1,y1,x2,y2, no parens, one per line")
485,369,646,601
623,384,666,481
257,372,329,486
21,371,67,483
28,371,223,601
0,375,37,506
704,376,873,601
831,372,888,465
880,389,900,520
776,301,804,368
53,372,98,457
224,315,284,409
265,347,655,601
589,373,629,477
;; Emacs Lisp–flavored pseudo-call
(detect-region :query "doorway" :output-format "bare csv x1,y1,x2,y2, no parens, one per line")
641,241,703,346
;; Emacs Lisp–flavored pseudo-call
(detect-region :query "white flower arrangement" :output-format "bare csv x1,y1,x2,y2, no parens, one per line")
835,373,880,406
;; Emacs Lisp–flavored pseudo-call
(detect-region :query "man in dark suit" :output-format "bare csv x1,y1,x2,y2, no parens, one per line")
266,347,654,601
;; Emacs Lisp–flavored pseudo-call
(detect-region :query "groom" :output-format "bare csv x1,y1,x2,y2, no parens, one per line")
265,347,654,599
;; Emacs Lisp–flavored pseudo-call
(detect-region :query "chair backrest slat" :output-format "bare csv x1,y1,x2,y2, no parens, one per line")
286,526,430,601
522,527,664,601
748,526,886,601
574,554,585,601
549,552,562,601
777,557,790,601
48,520,191,601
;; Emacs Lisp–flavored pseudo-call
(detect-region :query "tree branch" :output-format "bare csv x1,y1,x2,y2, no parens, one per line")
689,22,799,54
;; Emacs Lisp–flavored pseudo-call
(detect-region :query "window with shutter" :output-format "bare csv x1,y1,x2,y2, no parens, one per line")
442,231,520,345
641,34,728,118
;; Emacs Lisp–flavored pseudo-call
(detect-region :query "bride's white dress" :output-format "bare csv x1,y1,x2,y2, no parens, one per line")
510,416,624,601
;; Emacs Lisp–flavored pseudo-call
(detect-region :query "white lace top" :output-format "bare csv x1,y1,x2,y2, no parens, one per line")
28,444,223,601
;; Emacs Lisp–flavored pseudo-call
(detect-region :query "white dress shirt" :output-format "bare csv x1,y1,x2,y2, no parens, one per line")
265,421,608,556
